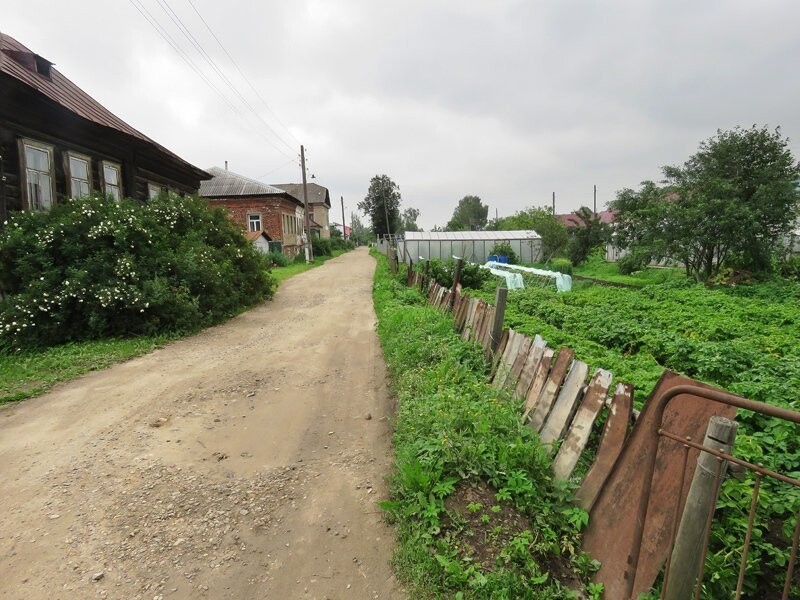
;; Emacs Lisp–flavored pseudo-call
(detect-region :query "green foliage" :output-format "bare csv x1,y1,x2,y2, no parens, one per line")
489,242,518,264
372,250,598,598
566,207,610,266
416,258,495,290
490,206,568,262
312,237,333,257
612,126,800,281
447,195,489,231
265,250,289,267
330,236,356,252
0,194,275,351
469,275,800,598
358,175,401,236
548,258,573,276
400,207,421,233
348,211,372,245
616,253,647,275
778,256,800,281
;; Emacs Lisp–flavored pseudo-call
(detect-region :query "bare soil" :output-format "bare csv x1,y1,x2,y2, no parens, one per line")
0,247,403,600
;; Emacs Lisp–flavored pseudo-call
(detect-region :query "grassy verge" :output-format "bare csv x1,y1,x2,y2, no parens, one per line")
272,249,347,284
0,335,172,405
372,250,601,599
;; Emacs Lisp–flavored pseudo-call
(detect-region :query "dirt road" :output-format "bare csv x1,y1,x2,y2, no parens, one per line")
0,247,403,600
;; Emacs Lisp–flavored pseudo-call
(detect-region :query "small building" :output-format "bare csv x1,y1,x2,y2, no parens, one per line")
0,32,209,222
200,167,306,256
273,182,332,239
399,230,542,264
245,230,273,254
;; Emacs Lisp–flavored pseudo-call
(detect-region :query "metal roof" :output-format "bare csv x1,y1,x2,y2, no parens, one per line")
403,230,541,241
200,167,292,198
273,183,331,207
0,32,207,179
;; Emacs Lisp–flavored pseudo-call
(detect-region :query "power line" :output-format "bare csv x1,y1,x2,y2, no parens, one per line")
154,0,296,154
185,0,302,147
128,0,295,159
257,157,299,180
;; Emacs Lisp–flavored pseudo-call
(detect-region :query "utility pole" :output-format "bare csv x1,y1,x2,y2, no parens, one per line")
552,192,556,214
593,184,597,214
300,145,313,262
383,197,392,238
340,196,346,240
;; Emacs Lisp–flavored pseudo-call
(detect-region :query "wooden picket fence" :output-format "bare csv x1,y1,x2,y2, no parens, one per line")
407,268,633,506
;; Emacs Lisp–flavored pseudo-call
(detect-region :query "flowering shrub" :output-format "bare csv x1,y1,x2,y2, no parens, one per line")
0,194,276,351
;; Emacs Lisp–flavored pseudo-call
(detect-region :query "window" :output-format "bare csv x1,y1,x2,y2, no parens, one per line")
67,153,91,198
22,139,54,211
102,161,122,200
248,214,262,232
148,183,164,200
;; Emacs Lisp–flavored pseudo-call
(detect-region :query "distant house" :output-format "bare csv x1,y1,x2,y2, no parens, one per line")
0,32,209,223
200,167,306,256
273,182,332,239
557,210,617,229
246,230,273,254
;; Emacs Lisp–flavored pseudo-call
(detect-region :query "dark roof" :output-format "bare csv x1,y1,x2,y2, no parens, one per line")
558,210,617,228
0,32,208,181
200,167,295,199
246,230,272,242
273,183,331,208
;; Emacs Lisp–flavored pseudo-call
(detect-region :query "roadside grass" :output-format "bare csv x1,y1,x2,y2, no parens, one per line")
272,249,347,284
372,250,600,599
0,335,172,405
521,254,684,287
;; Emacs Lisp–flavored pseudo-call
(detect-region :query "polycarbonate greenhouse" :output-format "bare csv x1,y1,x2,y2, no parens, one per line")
397,230,542,264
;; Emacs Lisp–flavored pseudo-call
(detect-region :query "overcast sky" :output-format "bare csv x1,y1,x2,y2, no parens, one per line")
4,0,800,229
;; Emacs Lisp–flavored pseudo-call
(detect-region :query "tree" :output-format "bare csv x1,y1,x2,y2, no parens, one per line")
358,175,401,237
349,212,372,245
611,126,800,281
566,207,610,266
400,207,421,233
446,195,488,231
488,206,568,262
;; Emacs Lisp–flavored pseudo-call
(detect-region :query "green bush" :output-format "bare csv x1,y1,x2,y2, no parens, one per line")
416,258,494,290
617,253,647,275
266,250,289,268
488,241,518,264
292,251,307,264
778,256,800,281
547,258,573,275
312,237,333,257
331,237,356,251
0,194,275,351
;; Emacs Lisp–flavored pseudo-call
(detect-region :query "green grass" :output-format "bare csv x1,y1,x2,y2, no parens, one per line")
521,254,684,287
0,335,172,405
373,251,599,599
272,249,347,284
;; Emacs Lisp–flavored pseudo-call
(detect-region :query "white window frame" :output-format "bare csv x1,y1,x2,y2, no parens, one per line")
21,138,55,212
248,213,262,232
66,152,92,198
101,160,122,201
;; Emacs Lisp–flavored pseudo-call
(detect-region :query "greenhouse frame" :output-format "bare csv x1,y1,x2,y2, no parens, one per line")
396,230,542,264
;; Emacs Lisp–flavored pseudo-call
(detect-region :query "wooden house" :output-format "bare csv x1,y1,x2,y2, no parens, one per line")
200,167,306,256
0,32,209,223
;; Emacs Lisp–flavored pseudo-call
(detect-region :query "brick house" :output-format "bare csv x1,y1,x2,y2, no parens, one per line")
200,167,306,256
0,32,209,222
273,182,332,239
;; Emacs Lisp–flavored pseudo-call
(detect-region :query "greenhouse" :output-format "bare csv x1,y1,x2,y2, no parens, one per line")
397,230,542,264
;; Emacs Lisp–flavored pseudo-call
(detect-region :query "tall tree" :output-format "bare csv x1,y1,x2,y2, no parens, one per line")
349,212,372,245
566,206,610,265
446,195,489,231
612,126,800,281
400,207,421,233
488,206,568,262
358,175,401,237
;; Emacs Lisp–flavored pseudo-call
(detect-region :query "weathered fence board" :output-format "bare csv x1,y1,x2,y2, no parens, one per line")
551,369,613,481
504,335,534,393
522,348,554,422
493,330,523,389
461,299,478,340
514,336,546,399
528,348,575,432
539,359,590,447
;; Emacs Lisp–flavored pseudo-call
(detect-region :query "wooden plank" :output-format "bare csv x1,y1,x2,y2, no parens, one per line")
479,306,496,349
551,369,613,481
492,330,521,388
522,348,554,421
514,336,546,400
461,299,478,341
454,294,469,331
471,301,487,343
539,359,590,447
527,347,575,432
490,329,509,373
575,382,633,511
503,335,534,394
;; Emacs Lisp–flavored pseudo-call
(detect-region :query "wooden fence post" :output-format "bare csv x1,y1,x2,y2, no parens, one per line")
450,258,464,310
663,416,738,600
489,286,508,354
